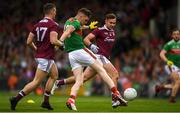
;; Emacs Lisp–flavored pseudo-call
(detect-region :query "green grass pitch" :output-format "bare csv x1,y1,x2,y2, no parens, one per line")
0,92,180,112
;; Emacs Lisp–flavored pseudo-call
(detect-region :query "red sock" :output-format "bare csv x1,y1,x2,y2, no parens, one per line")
111,87,121,96
70,95,76,100
57,79,65,87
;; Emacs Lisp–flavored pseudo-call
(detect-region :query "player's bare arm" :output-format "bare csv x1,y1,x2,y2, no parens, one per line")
27,32,37,51
59,25,75,41
50,31,63,46
84,33,99,53
83,33,96,46
160,50,167,62
160,49,174,66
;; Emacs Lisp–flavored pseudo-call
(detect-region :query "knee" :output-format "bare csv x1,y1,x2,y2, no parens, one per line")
32,80,41,87
84,75,90,82
50,73,58,80
79,80,84,86
111,70,119,80
75,80,83,87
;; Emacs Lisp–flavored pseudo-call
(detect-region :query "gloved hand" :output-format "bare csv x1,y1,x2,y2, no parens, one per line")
54,45,59,50
166,60,174,66
55,40,64,50
89,44,99,53
89,21,98,29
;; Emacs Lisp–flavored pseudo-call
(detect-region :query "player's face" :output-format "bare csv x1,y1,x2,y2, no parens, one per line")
52,7,56,19
81,15,89,25
172,30,180,42
105,18,116,29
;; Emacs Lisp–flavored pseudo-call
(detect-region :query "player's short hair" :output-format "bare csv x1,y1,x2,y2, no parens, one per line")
171,28,180,34
105,13,116,20
43,3,56,14
78,8,92,18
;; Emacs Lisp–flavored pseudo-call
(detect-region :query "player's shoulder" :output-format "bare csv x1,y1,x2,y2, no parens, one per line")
97,26,106,30
67,17,78,23
97,26,114,32
167,39,175,45
38,18,59,26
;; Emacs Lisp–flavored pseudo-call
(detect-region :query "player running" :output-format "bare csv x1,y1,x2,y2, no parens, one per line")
57,8,127,111
156,28,180,103
51,13,125,108
9,3,63,110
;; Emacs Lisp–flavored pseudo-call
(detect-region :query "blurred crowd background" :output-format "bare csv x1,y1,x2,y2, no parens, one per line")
0,0,179,98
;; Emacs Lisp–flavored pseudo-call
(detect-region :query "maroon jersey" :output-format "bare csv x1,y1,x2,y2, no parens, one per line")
31,17,59,59
92,25,115,58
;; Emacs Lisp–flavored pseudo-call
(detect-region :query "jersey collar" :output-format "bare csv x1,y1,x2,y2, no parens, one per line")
104,25,113,31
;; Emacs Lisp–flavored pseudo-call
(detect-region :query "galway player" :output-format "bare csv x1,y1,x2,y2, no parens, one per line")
52,13,124,108
156,28,180,103
58,8,127,111
9,3,63,110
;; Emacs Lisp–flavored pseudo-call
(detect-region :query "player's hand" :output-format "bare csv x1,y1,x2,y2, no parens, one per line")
89,44,99,53
89,21,98,30
166,60,174,66
58,40,64,46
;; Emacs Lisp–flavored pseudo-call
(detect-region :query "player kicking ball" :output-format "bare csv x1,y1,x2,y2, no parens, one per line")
156,28,180,103
52,13,126,108
56,8,127,111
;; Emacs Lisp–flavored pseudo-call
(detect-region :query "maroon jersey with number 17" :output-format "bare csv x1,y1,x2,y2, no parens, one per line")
92,25,115,59
31,17,59,59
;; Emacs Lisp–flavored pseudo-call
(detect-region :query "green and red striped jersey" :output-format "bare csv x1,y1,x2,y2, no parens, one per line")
163,39,180,66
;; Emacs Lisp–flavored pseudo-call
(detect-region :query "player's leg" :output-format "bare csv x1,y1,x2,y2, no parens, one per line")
104,63,119,86
103,62,123,107
66,67,84,111
41,63,58,110
51,66,96,95
10,68,47,110
90,60,127,106
155,83,173,95
169,72,180,103
96,55,123,107
155,65,174,95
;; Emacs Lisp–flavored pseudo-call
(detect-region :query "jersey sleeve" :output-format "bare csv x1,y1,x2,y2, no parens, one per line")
50,24,59,33
163,43,170,52
69,21,81,30
31,25,36,35
91,28,99,38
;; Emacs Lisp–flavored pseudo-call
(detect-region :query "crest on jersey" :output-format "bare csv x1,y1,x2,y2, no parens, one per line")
104,32,108,35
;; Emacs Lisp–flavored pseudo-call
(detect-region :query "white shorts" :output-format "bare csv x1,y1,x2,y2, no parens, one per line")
68,48,97,70
35,58,55,73
165,65,180,77
96,54,111,64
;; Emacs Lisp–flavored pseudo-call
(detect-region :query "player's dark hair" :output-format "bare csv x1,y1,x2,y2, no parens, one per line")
78,8,92,18
43,3,56,14
167,26,180,39
170,28,180,34
105,13,116,20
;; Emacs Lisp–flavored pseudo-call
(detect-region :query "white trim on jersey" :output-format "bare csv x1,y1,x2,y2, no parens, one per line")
98,25,114,31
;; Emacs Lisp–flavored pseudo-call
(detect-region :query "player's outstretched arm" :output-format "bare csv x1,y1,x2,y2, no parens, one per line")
81,21,98,30
60,25,75,41
84,33,96,46
84,33,99,53
27,32,37,51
